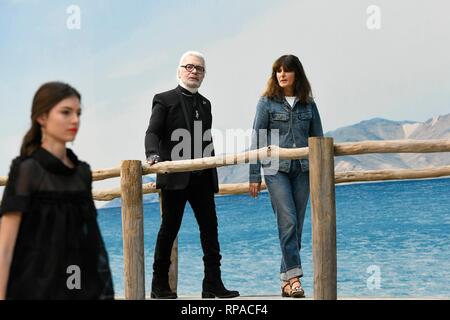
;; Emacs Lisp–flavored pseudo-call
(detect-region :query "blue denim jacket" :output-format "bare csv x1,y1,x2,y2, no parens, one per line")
249,96,324,183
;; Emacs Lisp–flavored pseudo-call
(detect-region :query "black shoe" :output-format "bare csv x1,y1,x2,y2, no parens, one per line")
151,278,177,299
151,289,177,299
202,278,240,299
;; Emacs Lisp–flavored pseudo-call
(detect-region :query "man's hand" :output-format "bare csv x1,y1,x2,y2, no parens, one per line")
147,154,161,166
249,182,262,198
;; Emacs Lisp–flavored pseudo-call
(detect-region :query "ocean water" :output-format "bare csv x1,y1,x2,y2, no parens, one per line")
98,178,450,298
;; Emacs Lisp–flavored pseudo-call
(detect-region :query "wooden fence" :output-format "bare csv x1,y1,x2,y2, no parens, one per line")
1,138,450,299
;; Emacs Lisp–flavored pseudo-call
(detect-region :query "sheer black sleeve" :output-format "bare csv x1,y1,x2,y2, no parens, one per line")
0,157,40,216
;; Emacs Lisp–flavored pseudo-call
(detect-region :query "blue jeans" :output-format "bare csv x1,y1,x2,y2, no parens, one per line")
264,160,309,281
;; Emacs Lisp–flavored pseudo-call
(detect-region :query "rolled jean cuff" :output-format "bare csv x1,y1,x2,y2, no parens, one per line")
280,266,303,281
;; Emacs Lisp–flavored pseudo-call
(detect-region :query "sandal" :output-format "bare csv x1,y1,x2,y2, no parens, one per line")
281,281,291,297
289,278,305,298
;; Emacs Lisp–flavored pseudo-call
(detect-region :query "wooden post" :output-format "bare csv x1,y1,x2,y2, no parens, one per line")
158,192,178,293
309,137,337,300
121,160,145,300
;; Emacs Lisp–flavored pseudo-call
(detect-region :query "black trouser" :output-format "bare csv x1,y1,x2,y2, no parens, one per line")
153,171,222,281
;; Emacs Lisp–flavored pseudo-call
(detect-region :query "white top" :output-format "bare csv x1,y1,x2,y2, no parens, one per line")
285,96,296,108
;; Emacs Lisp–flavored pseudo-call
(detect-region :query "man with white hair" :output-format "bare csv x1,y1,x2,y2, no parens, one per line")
145,51,239,299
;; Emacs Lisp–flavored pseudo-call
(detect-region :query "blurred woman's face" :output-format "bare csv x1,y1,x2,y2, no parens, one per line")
38,96,81,144
276,67,295,93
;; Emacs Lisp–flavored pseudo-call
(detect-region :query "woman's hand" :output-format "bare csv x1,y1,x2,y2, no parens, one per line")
0,212,22,300
249,182,262,198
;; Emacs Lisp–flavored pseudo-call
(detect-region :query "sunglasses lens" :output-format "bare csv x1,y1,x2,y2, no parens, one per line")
184,64,204,73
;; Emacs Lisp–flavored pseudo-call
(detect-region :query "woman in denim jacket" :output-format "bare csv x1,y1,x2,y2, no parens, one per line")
249,55,323,298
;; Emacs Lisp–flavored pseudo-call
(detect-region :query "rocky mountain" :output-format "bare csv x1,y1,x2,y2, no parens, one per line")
329,114,450,172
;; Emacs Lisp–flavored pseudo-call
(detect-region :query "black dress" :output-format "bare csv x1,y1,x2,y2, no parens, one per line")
0,147,114,299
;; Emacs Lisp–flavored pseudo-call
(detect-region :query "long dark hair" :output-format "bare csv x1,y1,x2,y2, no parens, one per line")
262,54,312,104
20,82,81,157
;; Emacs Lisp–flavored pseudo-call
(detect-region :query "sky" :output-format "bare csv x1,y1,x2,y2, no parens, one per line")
1,0,450,194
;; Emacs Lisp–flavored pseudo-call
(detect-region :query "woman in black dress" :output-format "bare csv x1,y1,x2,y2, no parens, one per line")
0,82,114,299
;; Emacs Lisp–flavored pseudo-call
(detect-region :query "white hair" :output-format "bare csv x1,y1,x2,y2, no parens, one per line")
178,50,206,68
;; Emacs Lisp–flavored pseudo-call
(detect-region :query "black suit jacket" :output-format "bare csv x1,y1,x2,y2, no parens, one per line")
145,86,219,192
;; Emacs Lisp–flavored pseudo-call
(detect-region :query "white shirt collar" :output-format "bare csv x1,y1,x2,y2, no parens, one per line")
285,96,297,107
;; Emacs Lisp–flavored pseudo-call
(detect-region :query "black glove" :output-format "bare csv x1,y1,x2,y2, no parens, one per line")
147,154,161,165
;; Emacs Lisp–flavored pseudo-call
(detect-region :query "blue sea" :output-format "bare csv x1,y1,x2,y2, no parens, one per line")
98,178,450,298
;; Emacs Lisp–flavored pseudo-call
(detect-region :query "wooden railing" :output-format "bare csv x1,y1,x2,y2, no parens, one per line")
1,138,450,299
